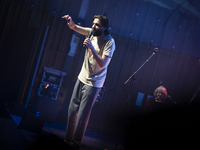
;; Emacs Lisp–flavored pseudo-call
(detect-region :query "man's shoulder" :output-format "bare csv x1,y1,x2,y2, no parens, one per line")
103,35,115,46
105,34,114,40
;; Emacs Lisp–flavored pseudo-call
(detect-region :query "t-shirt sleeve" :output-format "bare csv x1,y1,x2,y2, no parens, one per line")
85,28,93,37
103,39,115,58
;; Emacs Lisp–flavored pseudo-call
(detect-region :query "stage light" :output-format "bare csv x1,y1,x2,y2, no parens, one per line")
45,83,49,89
40,83,54,98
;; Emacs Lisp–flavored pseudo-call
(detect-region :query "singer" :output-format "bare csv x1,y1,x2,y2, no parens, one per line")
62,14,115,149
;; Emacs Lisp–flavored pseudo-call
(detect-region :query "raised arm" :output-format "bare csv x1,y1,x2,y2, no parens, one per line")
62,15,89,36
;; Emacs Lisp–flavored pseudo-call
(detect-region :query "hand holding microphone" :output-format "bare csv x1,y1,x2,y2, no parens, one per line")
83,30,94,48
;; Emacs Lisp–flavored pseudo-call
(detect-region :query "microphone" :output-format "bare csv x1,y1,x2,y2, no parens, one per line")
153,47,159,54
167,95,177,104
83,30,94,47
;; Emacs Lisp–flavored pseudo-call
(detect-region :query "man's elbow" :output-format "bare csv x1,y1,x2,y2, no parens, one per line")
99,64,106,68
98,55,111,68
99,62,109,68
99,56,111,68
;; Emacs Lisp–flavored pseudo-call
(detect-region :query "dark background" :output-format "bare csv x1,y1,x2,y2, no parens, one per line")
1,0,200,142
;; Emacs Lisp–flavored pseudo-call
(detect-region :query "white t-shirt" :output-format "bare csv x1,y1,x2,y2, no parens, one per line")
78,28,115,88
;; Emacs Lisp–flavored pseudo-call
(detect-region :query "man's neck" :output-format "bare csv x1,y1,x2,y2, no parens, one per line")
97,34,105,39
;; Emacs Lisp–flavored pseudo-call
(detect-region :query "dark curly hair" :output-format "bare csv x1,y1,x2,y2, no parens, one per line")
93,15,109,35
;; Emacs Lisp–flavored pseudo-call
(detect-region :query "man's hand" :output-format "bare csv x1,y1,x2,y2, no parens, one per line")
62,15,75,29
83,38,94,50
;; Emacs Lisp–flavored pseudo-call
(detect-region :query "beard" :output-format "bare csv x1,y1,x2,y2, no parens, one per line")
93,29,103,36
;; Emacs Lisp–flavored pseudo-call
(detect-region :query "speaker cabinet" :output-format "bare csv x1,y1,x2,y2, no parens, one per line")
19,110,44,133
38,100,60,123
9,102,26,116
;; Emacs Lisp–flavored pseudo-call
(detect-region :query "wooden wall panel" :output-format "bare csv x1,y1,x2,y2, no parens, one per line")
0,0,81,105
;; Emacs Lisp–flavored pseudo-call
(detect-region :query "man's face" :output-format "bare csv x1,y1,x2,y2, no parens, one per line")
92,18,104,36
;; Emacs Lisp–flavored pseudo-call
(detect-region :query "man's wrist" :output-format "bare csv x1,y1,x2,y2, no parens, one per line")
68,21,75,29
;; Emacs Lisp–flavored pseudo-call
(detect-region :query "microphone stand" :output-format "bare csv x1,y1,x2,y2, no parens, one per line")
188,86,200,105
114,48,158,150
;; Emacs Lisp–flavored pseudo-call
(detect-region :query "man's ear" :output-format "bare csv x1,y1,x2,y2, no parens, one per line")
102,27,107,31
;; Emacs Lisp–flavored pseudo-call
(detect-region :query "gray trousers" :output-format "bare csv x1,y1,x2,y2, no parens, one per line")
65,79,100,148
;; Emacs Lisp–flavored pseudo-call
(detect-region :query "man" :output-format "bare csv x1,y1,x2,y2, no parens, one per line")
62,14,115,149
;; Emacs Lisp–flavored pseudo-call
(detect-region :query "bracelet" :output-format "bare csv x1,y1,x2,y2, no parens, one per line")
69,22,75,28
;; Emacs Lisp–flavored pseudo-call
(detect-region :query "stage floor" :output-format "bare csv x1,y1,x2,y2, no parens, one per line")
3,102,200,149
0,109,125,150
